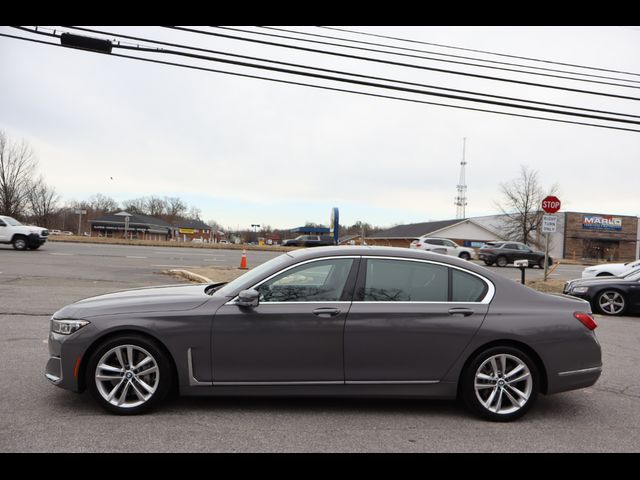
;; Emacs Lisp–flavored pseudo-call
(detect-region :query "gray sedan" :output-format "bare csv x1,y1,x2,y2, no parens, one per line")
46,246,602,421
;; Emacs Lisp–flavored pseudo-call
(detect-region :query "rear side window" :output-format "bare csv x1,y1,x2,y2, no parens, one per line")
451,269,488,302
363,259,448,302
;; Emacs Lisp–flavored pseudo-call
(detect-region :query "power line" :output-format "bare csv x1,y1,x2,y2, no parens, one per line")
162,26,640,102
318,26,640,78
2,32,639,134
48,26,640,121
230,25,640,86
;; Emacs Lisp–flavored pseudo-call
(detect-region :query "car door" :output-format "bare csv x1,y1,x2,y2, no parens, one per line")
0,219,7,242
344,257,491,383
212,257,359,384
442,239,459,256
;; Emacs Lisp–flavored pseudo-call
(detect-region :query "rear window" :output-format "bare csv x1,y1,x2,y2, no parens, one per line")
363,259,448,302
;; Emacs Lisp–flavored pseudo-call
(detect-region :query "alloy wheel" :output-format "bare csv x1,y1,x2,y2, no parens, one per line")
598,291,625,315
474,354,533,415
94,344,160,409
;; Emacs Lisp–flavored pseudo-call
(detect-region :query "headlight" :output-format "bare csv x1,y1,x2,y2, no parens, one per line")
572,286,589,294
51,318,90,335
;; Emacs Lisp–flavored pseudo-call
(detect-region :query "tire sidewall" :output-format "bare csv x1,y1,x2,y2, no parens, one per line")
12,236,27,250
459,252,470,261
86,334,173,415
496,256,508,267
461,346,540,422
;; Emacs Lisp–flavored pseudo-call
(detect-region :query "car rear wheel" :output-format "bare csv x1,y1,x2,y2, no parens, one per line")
461,346,539,422
86,334,174,415
495,256,508,267
596,290,626,316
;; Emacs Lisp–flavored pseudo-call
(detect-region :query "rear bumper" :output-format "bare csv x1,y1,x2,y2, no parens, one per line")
550,365,602,394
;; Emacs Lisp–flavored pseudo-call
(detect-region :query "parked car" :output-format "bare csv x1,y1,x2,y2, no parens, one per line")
410,237,475,260
479,241,551,268
581,259,640,279
0,215,49,250
564,266,640,316
46,246,601,421
282,235,336,247
49,229,62,235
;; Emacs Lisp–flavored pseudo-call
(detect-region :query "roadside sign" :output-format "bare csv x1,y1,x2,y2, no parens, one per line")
542,215,557,233
541,196,561,214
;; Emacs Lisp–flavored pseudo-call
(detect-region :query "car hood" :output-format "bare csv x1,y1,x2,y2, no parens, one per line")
53,284,213,319
567,277,634,288
16,225,46,234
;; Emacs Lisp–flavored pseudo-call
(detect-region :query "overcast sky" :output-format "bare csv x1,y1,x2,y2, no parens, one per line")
1,26,639,230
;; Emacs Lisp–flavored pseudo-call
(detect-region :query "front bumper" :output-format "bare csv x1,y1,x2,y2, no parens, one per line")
45,324,96,392
28,233,47,247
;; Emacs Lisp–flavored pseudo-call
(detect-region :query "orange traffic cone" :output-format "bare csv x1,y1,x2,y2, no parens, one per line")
239,249,248,269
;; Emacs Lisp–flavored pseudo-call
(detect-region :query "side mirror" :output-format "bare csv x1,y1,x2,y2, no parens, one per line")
237,289,260,308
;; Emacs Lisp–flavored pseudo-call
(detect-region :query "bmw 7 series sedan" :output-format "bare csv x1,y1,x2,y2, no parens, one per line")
46,246,602,421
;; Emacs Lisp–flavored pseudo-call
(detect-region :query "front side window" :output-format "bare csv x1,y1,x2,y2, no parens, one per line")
363,259,448,302
257,258,354,302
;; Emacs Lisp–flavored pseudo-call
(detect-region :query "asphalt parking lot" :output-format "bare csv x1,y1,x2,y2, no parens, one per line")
1,241,639,452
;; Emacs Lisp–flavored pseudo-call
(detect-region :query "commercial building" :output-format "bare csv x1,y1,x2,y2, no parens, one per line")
366,212,640,262
173,219,213,242
89,212,172,241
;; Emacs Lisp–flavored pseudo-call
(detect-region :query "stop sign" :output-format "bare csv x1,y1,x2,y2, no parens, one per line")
541,195,561,213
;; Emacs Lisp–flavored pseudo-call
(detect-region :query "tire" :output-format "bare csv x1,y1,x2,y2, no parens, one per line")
86,334,174,415
12,236,28,251
461,346,539,422
483,260,494,266
596,290,627,316
495,256,508,267
459,252,471,261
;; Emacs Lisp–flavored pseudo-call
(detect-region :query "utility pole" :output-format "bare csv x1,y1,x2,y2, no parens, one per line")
75,209,87,236
454,138,468,219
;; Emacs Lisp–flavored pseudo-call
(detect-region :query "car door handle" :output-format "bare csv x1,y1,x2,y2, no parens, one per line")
312,308,341,318
448,308,475,317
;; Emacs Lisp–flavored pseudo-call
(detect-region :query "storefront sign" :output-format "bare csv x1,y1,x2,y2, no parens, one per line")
179,228,195,234
582,215,623,231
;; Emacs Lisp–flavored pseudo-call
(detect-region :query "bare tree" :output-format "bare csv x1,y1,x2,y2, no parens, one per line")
495,166,558,247
27,176,60,228
145,196,167,218
164,196,187,223
121,197,148,215
0,131,38,219
88,193,119,215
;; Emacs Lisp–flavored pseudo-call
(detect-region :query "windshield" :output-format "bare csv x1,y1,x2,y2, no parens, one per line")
216,253,291,297
1,217,22,226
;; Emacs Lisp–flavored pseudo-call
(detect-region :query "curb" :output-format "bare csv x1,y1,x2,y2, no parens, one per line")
168,269,213,284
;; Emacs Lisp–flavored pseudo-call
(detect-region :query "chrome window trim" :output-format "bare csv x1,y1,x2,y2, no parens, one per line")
359,256,495,305
225,256,360,306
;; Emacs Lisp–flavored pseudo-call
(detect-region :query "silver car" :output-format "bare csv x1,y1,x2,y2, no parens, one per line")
46,246,601,421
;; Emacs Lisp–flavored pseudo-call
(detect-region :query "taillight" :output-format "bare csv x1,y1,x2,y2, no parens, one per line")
574,312,597,330
415,243,422,247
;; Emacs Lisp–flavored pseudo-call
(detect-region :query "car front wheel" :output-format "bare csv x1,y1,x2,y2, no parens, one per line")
459,252,471,261
12,236,28,250
461,346,539,422
86,334,174,415
495,256,508,267
596,290,626,316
